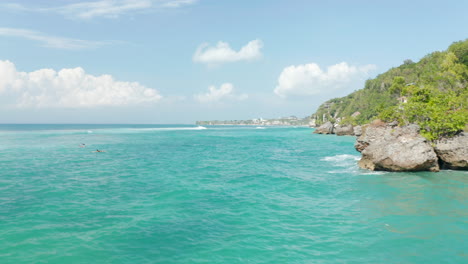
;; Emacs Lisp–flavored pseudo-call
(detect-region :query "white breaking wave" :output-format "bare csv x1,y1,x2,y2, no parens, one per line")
321,154,360,162
255,127,266,129
321,154,361,173
362,171,388,175
322,154,389,175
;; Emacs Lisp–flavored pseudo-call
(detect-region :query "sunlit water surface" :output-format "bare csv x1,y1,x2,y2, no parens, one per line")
0,124,467,263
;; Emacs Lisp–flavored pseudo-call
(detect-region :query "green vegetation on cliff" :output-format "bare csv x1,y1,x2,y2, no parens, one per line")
313,39,468,140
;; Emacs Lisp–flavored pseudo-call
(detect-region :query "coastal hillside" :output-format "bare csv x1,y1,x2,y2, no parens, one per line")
313,39,468,139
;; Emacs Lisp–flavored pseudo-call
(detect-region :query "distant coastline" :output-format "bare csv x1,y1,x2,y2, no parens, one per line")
196,116,313,127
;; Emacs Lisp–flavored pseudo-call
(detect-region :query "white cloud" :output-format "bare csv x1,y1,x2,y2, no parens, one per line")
193,39,263,65
0,60,162,108
0,27,106,50
163,0,198,8
2,0,198,20
51,0,152,19
274,62,376,97
195,83,248,103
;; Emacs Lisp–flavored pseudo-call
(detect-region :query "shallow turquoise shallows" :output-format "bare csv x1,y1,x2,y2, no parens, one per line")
0,124,467,264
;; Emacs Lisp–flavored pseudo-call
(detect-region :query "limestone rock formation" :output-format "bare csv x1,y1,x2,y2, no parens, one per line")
313,121,334,134
353,126,363,137
355,123,439,172
335,125,354,136
434,133,468,170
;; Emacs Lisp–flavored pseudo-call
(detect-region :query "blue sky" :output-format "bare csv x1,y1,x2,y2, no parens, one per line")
0,0,467,124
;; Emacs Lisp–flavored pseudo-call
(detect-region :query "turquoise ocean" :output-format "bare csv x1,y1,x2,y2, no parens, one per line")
1,124,467,264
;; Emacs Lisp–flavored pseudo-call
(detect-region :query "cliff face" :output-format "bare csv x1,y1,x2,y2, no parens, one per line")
351,121,468,172
335,125,354,136
312,119,466,172
355,123,439,172
310,39,468,172
313,122,359,136
313,121,334,134
435,133,468,170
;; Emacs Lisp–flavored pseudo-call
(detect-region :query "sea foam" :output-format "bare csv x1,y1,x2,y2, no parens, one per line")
321,154,360,163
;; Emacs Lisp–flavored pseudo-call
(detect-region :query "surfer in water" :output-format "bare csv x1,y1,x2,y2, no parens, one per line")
79,143,86,148
93,149,105,152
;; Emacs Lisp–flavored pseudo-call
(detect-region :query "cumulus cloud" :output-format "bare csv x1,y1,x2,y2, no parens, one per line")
274,62,376,97
193,39,263,65
0,60,162,108
195,83,248,103
1,0,198,20
0,27,106,50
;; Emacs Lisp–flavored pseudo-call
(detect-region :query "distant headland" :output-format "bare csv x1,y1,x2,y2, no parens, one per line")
196,116,314,126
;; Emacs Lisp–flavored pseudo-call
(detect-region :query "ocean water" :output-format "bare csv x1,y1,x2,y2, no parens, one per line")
0,124,467,264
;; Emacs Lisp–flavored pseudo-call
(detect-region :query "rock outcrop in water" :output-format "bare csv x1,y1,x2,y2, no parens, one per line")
335,125,354,136
313,121,334,134
355,122,440,172
434,133,468,170
312,119,466,172
314,123,359,136
313,123,361,136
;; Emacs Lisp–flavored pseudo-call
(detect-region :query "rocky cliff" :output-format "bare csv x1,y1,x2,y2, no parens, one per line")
435,133,468,170
313,120,467,172
313,122,358,136
354,123,440,172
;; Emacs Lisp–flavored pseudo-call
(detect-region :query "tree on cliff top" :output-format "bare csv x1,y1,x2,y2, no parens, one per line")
313,38,468,140
448,39,468,66
379,51,468,140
